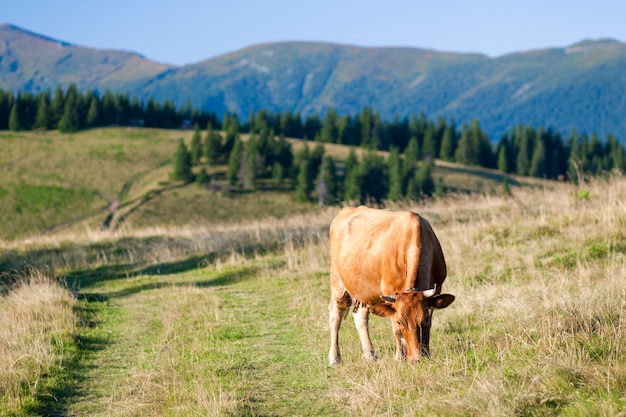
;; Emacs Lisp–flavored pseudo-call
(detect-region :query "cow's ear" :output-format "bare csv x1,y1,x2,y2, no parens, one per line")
370,303,396,317
427,294,455,309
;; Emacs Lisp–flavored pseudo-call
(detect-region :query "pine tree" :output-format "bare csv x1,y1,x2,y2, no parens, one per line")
0,90,12,130
358,152,388,204
343,164,362,203
203,124,222,165
529,133,548,178
272,162,285,185
86,95,101,128
241,139,258,190
33,92,51,130
58,85,80,132
416,162,435,197
50,85,65,128
421,123,436,161
295,160,312,202
171,139,193,182
223,116,239,156
8,103,21,131
190,125,202,166
434,176,446,198
315,156,338,206
404,136,420,164
439,126,456,161
320,108,338,143
271,133,293,175
387,147,403,201
496,137,510,173
227,137,244,185
196,167,211,186
515,127,532,176
567,130,582,181
290,143,310,180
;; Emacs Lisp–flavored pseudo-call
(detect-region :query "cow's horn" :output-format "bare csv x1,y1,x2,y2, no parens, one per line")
381,295,396,303
422,288,436,298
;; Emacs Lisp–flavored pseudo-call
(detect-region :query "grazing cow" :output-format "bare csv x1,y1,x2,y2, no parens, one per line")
328,206,455,364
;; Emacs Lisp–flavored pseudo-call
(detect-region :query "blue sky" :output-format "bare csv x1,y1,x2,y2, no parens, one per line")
4,0,626,66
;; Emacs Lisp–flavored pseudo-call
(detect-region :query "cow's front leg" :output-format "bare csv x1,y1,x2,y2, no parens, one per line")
328,299,347,365
353,304,376,361
393,326,406,361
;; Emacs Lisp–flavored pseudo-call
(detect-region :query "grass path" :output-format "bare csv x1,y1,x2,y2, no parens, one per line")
65,257,356,416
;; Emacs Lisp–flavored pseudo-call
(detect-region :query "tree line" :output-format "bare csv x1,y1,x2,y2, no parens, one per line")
2,84,625,185
170,116,440,206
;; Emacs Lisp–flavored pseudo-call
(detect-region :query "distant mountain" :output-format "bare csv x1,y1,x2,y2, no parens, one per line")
0,24,171,93
2,23,626,141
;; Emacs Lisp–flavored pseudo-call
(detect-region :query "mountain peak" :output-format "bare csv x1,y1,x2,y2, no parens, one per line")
0,23,74,47
565,38,622,53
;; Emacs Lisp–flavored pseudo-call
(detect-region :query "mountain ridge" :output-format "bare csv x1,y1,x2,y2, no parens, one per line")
1,23,625,141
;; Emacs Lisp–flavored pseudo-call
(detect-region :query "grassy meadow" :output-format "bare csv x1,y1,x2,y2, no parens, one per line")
1,162,625,415
0,128,528,242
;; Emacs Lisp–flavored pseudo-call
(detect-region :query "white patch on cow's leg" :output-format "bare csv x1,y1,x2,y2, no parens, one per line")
328,302,345,365
393,328,406,361
353,305,376,361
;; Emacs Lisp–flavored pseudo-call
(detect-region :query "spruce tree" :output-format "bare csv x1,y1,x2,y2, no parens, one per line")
515,127,532,176
421,123,436,161
439,126,456,161
86,95,101,128
203,124,222,165
417,162,435,197
58,85,80,132
343,164,362,203
8,103,21,131
0,90,12,130
567,130,582,181
387,147,403,201
497,140,510,173
272,162,285,185
315,156,338,206
529,134,548,178
223,116,239,156
295,160,312,202
190,125,202,166
171,139,193,182
241,139,258,190
227,137,244,185
50,85,65,128
359,152,388,204
33,92,51,130
196,167,210,186
434,176,446,198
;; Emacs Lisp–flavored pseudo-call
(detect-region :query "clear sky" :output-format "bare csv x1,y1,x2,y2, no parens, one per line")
4,0,626,66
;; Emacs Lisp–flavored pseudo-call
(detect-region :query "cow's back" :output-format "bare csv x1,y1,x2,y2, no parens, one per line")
330,206,445,305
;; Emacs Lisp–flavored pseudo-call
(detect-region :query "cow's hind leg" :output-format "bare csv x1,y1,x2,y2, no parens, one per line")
353,304,376,361
328,291,350,365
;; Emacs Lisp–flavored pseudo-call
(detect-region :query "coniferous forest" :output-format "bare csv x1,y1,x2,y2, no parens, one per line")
2,84,625,204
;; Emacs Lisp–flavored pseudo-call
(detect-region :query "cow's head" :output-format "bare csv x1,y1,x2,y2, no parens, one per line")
369,289,455,362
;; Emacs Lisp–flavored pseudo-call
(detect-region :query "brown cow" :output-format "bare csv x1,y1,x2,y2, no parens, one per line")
328,206,454,365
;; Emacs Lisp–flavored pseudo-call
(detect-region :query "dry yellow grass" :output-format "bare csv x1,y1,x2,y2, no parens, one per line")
0,270,77,413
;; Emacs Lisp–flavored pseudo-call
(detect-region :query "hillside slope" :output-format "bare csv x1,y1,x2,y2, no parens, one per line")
0,128,539,241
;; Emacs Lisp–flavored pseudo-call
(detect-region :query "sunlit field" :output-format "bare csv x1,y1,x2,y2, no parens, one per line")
1,175,625,416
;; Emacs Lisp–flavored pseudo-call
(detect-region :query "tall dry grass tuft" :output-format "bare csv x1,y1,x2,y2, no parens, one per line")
0,208,338,281
0,269,77,413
